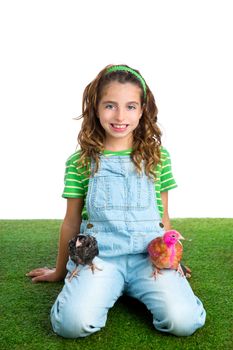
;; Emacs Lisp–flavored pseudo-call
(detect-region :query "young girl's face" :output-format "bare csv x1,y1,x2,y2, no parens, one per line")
97,81,143,150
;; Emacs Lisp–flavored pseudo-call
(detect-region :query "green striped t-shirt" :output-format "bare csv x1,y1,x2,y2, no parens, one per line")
62,147,177,219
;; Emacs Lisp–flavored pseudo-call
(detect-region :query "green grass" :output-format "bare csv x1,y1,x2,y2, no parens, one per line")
0,219,232,350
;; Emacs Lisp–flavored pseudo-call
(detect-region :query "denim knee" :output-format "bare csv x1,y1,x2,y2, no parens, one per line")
168,305,200,336
51,300,104,338
154,302,206,337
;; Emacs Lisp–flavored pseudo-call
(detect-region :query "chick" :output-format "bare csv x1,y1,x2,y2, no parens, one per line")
147,230,185,279
67,234,101,282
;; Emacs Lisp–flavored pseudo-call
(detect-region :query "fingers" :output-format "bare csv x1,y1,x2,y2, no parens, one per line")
26,267,57,283
31,274,48,283
184,265,192,273
26,267,55,279
26,268,48,277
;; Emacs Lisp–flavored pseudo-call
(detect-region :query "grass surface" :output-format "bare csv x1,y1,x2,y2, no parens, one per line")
0,219,232,350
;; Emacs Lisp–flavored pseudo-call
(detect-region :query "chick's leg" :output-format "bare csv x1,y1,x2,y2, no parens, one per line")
89,263,103,274
67,266,79,282
151,266,163,279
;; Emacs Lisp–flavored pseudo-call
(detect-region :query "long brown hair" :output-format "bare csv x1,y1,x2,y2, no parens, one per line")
77,64,162,179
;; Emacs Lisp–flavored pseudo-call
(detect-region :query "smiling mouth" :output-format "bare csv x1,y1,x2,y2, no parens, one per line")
110,124,129,131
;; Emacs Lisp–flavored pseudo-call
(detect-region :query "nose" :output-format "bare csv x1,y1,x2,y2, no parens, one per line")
114,108,125,122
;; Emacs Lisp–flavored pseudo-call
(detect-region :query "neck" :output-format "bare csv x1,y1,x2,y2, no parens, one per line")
165,242,174,248
163,238,175,248
104,141,132,152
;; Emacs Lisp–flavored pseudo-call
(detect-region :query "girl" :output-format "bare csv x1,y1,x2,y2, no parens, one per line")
27,64,206,338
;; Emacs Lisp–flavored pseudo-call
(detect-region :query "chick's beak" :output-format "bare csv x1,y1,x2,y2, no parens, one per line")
179,234,185,240
75,239,82,248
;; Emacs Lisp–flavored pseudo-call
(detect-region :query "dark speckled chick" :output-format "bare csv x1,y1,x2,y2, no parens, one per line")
67,234,101,282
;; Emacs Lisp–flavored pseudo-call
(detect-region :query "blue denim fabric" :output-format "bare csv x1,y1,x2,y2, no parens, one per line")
51,156,206,338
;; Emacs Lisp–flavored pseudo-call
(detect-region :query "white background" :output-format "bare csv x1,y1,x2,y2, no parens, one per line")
0,0,232,219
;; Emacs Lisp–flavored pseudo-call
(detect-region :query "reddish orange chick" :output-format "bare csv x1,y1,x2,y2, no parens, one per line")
147,230,185,278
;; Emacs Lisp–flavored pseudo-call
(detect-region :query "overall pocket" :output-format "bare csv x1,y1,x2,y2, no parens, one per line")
89,173,152,211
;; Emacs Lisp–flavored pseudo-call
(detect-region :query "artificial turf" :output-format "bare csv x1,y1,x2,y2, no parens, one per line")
0,219,232,350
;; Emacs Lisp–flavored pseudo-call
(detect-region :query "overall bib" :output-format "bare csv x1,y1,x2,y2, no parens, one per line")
51,156,206,338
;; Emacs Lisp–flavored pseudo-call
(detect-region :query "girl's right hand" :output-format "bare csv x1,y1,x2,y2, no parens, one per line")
26,267,64,283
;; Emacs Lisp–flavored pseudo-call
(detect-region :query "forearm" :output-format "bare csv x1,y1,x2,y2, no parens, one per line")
26,198,84,283
55,220,81,279
162,212,172,230
161,191,172,230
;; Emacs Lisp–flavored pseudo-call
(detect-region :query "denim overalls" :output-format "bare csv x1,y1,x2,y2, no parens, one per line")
51,156,206,338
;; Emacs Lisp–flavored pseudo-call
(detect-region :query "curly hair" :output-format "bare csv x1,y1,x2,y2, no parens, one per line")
77,64,162,179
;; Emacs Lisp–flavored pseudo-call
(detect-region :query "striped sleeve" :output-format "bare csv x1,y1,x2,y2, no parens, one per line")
62,151,86,198
160,148,178,192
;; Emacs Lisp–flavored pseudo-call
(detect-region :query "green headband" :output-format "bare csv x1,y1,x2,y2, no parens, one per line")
106,65,147,99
